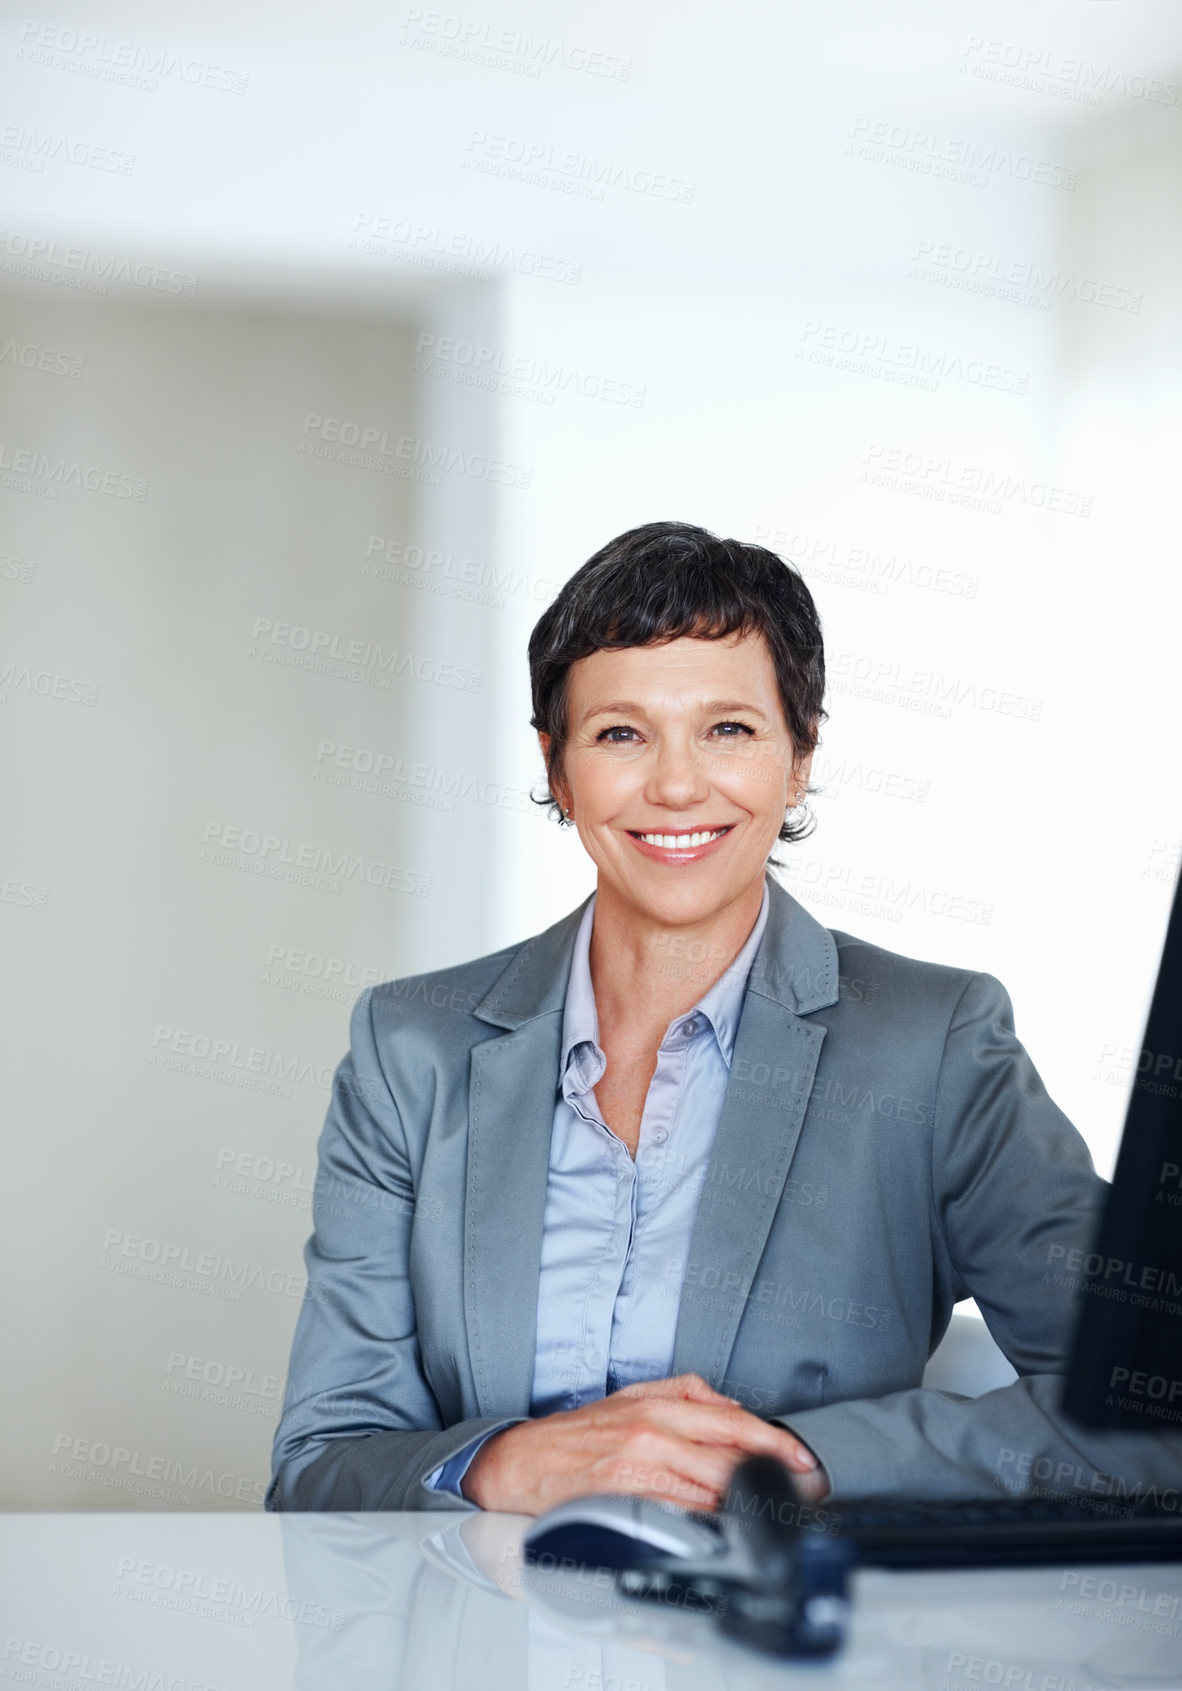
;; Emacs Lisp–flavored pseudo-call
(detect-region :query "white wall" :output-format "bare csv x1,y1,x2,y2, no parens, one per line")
0,279,505,1508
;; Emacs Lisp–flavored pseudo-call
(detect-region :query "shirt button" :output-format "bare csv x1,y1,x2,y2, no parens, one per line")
651,1126,669,1145
682,1018,700,1039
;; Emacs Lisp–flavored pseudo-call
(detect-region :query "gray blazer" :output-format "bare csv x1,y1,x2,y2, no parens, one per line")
268,876,1182,1510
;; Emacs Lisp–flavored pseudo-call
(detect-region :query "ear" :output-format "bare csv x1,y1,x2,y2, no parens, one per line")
792,743,815,798
792,720,821,797
538,731,570,814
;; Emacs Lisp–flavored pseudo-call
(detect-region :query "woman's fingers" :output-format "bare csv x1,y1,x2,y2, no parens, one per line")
642,1395,815,1465
669,1372,741,1406
618,1372,737,1407
636,1477,721,1511
618,1375,818,1469
610,1434,745,1503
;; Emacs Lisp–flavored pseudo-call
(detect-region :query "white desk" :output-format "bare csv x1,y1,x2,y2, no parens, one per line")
1,1512,1180,1689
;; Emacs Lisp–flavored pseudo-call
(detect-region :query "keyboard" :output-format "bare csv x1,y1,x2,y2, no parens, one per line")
828,1495,1182,1569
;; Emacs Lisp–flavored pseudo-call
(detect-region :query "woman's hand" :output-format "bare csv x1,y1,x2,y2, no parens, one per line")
461,1372,828,1514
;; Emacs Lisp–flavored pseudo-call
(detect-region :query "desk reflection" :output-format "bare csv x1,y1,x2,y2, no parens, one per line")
1,1513,1180,1691
278,1510,1182,1691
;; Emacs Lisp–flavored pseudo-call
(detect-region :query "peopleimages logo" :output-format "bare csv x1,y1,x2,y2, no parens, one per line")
753,523,980,601
860,443,1091,518
0,442,148,500
413,333,646,409
958,36,1179,108
910,239,1142,313
846,116,1076,190
199,820,433,898
829,650,1043,723
398,9,632,82
797,321,1029,395
0,336,85,378
1109,1366,1182,1406
314,740,533,815
364,535,562,603
351,213,582,287
99,1229,307,1299
49,1436,267,1506
249,614,483,693
463,130,694,203
0,123,135,175
0,230,199,296
0,659,99,704
1046,1242,1182,1299
164,1349,281,1412
150,1023,334,1092
299,413,533,488
15,21,250,93
110,1557,344,1628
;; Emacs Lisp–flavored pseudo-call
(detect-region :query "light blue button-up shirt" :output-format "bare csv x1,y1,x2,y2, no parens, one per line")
426,878,770,1497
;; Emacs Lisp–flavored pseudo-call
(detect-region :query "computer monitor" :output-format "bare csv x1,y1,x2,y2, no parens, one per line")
1062,868,1182,1431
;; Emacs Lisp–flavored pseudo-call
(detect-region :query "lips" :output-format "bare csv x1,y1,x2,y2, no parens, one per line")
631,826,731,848
626,824,736,862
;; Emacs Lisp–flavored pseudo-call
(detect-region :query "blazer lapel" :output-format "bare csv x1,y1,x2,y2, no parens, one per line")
462,894,591,1419
464,1018,563,1417
671,876,840,1387
460,876,839,1414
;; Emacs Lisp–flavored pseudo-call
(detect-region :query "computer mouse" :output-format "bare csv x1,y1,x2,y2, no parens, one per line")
523,1494,727,1571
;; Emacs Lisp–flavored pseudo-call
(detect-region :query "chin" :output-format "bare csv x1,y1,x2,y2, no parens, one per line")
617,868,759,925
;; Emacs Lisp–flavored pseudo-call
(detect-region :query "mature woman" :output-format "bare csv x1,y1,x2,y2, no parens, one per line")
267,521,1162,1515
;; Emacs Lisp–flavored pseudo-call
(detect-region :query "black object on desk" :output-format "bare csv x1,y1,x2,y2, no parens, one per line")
713,1454,853,1657
828,1494,1182,1569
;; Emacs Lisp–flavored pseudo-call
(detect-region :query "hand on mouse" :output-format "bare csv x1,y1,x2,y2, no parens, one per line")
460,1372,828,1514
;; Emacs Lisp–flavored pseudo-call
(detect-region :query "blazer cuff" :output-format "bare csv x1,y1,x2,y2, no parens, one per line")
424,1421,521,1502
777,1400,960,1508
774,1392,1031,1504
270,1416,530,1511
772,1402,902,1502
406,1417,531,1510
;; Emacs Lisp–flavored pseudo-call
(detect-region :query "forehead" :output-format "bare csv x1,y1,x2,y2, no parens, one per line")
568,631,778,710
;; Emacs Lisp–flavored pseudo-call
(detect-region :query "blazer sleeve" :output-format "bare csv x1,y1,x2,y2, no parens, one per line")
778,971,1182,1506
266,986,523,1511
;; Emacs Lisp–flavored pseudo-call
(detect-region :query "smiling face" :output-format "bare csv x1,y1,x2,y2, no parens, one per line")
539,631,813,932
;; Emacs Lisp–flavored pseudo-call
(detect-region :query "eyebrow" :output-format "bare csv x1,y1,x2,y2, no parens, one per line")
582,699,769,721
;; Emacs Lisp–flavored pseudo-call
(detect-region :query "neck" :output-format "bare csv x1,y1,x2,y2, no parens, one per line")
588,875,766,1037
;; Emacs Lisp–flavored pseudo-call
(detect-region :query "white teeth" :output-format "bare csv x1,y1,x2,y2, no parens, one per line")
638,828,728,849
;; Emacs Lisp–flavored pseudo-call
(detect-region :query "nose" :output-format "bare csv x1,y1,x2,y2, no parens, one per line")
643,731,712,811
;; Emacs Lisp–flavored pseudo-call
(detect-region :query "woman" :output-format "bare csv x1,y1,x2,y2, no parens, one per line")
267,521,1165,1515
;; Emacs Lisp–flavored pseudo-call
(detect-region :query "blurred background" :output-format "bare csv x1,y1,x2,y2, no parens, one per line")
2,0,1180,1510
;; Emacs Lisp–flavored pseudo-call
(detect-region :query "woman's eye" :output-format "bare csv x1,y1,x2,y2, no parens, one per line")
594,721,753,744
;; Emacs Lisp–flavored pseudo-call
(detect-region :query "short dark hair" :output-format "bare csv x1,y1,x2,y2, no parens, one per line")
528,521,826,846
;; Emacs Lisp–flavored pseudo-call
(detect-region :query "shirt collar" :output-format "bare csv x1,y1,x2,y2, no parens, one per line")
560,877,771,1076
